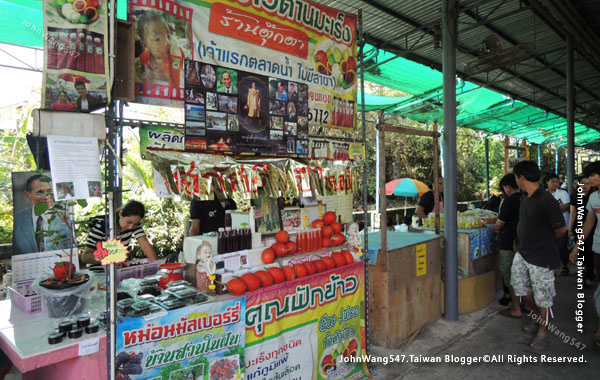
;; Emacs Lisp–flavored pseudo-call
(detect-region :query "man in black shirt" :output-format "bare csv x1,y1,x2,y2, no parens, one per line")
496,174,521,317
416,177,444,220
189,198,236,236
511,161,567,350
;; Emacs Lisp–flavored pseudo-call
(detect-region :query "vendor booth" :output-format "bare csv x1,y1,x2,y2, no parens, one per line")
2,0,373,379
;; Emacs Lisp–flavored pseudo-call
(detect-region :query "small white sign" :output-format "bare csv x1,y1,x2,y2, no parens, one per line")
78,338,99,356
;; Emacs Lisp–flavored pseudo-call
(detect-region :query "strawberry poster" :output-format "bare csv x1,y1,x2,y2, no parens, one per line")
116,297,246,380
42,0,109,112
245,261,369,380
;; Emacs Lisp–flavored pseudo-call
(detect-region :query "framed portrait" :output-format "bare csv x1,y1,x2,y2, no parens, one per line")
252,189,281,235
280,207,301,231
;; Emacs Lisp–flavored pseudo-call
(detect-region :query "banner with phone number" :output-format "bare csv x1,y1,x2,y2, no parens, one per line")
131,0,357,154
245,261,369,380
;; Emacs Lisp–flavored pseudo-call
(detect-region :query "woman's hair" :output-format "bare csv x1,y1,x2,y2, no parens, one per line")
121,200,146,219
59,90,70,100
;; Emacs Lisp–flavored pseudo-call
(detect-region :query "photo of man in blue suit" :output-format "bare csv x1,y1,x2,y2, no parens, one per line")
12,173,71,255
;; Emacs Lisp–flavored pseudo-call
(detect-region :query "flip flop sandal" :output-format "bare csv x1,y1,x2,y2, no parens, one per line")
529,336,548,350
522,320,538,333
499,308,522,319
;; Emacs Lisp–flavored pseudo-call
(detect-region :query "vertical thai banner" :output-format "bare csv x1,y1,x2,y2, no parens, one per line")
131,0,195,106
116,297,246,380
245,262,369,380
42,0,109,111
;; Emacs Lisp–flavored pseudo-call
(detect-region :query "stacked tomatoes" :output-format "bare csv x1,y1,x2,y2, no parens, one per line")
312,211,346,248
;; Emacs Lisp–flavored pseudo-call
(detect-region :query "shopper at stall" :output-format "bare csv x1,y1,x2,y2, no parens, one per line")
13,174,71,254
512,161,566,350
415,177,444,220
496,174,522,317
546,172,571,275
568,176,596,288
189,197,237,236
81,200,157,265
570,161,600,346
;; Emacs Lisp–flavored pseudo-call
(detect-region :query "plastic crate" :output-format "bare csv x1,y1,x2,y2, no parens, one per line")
116,260,161,283
7,282,43,315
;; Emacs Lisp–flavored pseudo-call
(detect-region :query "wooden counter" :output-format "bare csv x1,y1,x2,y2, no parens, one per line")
365,231,442,348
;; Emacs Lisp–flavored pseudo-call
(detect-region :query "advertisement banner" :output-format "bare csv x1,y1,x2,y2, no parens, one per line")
42,0,109,111
116,297,246,380
131,0,357,153
139,125,186,155
245,262,369,380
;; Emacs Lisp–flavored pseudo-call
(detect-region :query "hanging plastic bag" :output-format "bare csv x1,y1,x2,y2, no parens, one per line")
32,270,97,318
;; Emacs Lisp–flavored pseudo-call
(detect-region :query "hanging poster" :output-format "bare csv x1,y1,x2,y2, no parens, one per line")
139,125,185,156
116,297,245,380
42,0,109,111
132,1,357,136
245,262,369,380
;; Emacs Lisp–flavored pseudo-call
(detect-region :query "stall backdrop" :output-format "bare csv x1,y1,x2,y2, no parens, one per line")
130,0,357,155
245,261,369,380
116,297,246,380
41,0,110,111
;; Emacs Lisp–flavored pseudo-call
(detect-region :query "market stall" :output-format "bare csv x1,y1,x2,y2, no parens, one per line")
4,1,372,379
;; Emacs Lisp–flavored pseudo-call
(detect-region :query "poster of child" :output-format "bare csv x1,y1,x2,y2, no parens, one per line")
132,4,193,104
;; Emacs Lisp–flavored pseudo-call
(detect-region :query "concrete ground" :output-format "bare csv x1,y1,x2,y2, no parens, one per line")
368,265,600,380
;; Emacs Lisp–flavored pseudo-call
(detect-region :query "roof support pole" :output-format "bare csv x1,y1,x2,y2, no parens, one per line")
537,145,542,168
566,35,575,194
443,0,458,321
485,134,490,200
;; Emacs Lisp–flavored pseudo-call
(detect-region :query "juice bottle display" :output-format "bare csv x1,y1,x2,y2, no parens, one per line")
47,32,58,69
76,32,86,71
56,32,68,69
85,34,95,73
66,33,77,70
94,37,104,74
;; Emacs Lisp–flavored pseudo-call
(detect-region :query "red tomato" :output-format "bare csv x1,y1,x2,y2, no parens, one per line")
304,261,317,275
254,271,274,287
272,242,287,257
313,259,327,273
241,273,261,292
322,257,336,270
268,267,285,284
330,233,345,246
321,225,333,238
311,219,325,229
321,237,332,248
275,230,290,243
53,261,75,280
227,279,247,295
331,222,342,234
342,250,354,265
285,241,297,255
331,251,347,268
261,248,275,264
283,266,297,281
323,211,336,225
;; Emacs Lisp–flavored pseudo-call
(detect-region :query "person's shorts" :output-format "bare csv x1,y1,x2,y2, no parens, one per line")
510,252,556,308
498,249,516,284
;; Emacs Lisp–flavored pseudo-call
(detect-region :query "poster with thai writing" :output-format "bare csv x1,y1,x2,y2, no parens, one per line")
42,0,109,111
116,298,245,380
133,0,357,134
139,125,185,156
245,262,369,380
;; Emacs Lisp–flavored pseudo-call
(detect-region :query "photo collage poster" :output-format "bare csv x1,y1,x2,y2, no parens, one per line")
183,60,309,156
42,0,109,111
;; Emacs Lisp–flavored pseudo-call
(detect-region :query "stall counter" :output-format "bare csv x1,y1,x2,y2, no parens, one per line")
364,231,442,348
0,299,107,379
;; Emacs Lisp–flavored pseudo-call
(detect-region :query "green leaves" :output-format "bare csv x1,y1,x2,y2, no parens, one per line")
34,202,49,216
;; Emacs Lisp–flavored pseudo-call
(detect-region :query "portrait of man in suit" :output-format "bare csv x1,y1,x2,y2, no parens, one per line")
216,69,237,94
74,81,105,112
12,173,71,255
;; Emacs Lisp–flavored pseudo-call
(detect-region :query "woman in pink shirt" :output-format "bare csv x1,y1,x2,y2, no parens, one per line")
50,91,75,111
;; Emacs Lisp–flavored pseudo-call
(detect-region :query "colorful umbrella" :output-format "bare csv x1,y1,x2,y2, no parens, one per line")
385,178,430,217
58,73,90,83
385,178,429,197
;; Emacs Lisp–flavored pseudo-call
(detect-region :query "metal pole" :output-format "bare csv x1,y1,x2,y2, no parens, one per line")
358,8,371,358
375,129,380,214
108,193,116,380
537,144,542,168
377,110,387,252
485,134,490,200
443,0,458,321
566,35,575,194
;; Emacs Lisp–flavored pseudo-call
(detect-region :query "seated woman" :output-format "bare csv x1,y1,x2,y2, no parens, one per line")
81,200,158,265
50,91,75,111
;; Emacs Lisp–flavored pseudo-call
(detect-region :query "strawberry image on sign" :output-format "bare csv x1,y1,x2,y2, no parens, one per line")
53,261,76,280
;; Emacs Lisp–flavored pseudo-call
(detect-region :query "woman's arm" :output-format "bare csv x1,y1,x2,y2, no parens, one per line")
81,247,101,265
137,236,158,261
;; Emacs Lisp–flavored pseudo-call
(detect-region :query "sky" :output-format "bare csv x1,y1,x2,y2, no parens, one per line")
0,43,43,108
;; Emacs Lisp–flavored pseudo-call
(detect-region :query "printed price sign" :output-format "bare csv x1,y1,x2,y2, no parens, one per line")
416,244,427,277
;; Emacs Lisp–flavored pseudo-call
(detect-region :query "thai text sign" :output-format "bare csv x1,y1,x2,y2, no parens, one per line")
116,297,246,379
245,261,369,380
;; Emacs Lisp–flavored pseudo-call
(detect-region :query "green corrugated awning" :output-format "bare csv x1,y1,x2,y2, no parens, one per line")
358,44,600,146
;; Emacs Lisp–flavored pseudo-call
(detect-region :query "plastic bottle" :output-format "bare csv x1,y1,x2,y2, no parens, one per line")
66,33,77,70
224,211,232,229
85,34,95,73
76,32,86,72
217,228,225,254
94,37,104,74
47,32,58,70
231,229,238,252
224,227,231,253
56,32,68,69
